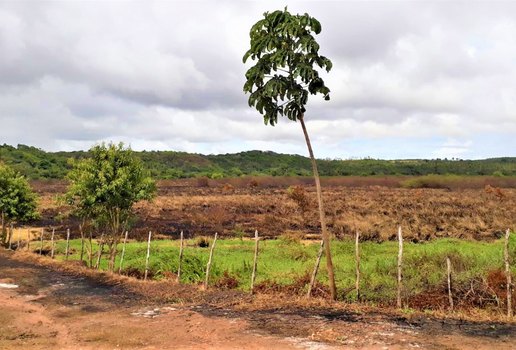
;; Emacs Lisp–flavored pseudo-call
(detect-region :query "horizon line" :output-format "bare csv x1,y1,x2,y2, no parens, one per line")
2,143,515,162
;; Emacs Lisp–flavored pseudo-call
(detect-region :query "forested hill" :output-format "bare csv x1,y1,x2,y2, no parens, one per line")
1,144,515,179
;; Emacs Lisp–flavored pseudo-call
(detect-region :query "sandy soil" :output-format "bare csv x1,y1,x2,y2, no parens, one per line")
1,249,515,350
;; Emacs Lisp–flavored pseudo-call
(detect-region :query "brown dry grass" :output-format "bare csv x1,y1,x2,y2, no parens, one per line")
31,179,516,241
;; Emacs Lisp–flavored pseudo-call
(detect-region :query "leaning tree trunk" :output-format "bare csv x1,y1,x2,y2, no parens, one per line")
1,211,6,245
108,240,120,273
299,114,337,301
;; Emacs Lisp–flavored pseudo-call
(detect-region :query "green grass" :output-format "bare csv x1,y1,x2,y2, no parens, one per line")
46,234,516,303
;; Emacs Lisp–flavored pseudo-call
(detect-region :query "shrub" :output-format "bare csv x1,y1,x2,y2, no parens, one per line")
0,164,39,245
278,231,303,245
286,185,311,213
232,226,246,240
194,236,210,248
196,176,210,187
222,183,234,192
249,179,259,188
214,271,239,289
401,175,456,189
210,172,224,179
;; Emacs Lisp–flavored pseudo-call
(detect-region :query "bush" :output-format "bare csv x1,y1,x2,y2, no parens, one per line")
0,164,39,244
278,231,303,245
249,179,259,188
214,271,239,289
196,176,209,187
194,236,210,248
232,226,246,240
401,175,457,189
210,172,224,179
286,185,311,213
222,183,234,192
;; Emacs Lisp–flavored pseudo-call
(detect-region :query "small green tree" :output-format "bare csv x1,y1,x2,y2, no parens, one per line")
243,8,337,299
0,164,39,245
65,143,156,271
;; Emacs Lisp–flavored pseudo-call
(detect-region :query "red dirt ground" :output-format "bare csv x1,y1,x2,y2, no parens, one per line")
1,249,515,349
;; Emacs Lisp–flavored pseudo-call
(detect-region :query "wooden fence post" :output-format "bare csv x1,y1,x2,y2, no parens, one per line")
505,228,513,318
307,240,324,298
397,226,403,309
144,231,152,281
447,257,454,311
177,231,184,283
355,229,361,301
50,228,55,259
118,231,129,274
204,232,218,289
65,228,71,260
251,230,260,295
39,228,44,255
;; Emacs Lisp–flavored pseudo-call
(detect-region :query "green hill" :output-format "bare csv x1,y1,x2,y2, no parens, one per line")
1,143,515,179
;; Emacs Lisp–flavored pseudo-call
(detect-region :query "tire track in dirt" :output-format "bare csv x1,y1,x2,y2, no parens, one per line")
0,250,316,349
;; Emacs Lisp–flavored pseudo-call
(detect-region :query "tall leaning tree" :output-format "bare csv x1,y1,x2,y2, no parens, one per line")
243,8,337,300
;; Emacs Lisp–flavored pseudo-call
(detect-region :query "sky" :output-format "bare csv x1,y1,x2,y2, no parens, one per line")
0,1,515,160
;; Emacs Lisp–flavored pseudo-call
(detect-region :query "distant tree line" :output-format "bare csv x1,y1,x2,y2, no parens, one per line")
1,144,515,180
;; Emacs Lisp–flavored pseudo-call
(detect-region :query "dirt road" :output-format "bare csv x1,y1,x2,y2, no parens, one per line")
1,249,515,349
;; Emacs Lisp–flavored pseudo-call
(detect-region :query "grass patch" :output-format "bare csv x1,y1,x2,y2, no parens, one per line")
47,234,516,305
400,174,516,189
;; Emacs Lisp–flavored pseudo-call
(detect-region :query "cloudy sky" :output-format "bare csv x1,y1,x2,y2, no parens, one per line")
1,1,515,159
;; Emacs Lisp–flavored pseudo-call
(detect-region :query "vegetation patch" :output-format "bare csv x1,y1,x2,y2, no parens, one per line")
2,144,516,180
46,236,516,312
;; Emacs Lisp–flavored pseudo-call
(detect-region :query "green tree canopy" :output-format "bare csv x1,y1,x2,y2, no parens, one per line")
65,142,156,271
0,163,39,245
243,8,332,125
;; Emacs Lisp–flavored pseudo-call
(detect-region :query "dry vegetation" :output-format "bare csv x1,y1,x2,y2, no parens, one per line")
10,177,516,319
32,177,515,241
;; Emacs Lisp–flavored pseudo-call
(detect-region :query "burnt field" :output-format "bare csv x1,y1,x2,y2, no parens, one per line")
32,177,515,241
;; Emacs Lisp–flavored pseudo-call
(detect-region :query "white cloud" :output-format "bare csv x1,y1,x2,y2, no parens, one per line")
0,1,515,158
432,139,473,159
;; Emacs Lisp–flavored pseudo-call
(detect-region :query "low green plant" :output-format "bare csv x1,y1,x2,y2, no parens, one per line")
400,174,460,189
50,236,516,305
232,227,246,240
